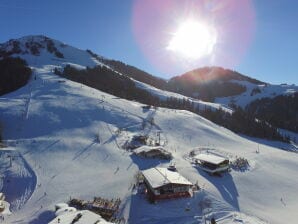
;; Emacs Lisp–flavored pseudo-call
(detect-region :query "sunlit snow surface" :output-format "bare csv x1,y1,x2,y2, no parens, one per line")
0,36,297,223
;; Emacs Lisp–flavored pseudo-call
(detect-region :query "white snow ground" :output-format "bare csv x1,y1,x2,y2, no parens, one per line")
0,36,297,223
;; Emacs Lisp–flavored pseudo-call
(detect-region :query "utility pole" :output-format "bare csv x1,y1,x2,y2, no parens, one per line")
7,155,12,167
7,153,18,167
157,131,161,145
97,129,100,143
256,143,260,153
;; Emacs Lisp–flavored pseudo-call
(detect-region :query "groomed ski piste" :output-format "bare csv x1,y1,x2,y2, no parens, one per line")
0,36,298,223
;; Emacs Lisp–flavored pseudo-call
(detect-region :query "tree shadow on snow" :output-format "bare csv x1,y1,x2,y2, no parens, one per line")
196,168,239,211
28,210,55,224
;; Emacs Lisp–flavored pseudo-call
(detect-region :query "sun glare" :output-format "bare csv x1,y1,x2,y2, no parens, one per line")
167,20,217,59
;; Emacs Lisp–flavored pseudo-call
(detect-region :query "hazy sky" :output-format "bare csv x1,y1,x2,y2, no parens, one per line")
0,0,297,84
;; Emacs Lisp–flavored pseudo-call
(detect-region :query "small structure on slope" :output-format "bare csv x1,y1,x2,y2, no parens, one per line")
194,153,229,174
167,162,177,171
123,135,148,150
141,167,193,202
134,145,172,160
69,197,121,220
0,192,11,217
0,193,5,213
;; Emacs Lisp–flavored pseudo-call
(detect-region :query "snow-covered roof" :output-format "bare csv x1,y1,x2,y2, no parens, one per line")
0,201,11,215
0,147,15,151
194,153,228,165
55,206,77,217
134,145,165,153
49,209,114,224
142,167,192,189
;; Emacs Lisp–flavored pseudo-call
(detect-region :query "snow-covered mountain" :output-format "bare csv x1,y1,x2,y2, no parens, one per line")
0,35,298,224
0,35,102,68
167,67,298,135
167,67,298,108
1,35,297,110
0,35,232,113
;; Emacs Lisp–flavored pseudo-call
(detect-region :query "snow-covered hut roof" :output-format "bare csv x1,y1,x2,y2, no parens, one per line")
0,147,15,151
49,209,114,224
55,203,68,210
142,167,192,189
55,206,77,217
134,145,165,153
194,153,228,165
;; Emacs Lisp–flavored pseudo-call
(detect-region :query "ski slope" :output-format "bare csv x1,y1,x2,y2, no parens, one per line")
0,64,297,223
1,35,233,114
0,36,298,223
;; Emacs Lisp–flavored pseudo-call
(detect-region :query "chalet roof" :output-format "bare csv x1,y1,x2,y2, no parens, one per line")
49,209,113,224
134,145,165,153
194,153,228,165
142,167,192,189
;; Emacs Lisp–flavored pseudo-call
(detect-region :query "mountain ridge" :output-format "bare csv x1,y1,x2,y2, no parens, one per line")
0,35,297,139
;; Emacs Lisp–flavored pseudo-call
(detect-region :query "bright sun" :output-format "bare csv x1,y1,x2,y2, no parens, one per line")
167,20,217,59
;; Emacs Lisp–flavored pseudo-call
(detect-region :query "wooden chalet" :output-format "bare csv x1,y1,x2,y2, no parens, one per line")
142,167,193,201
194,153,229,174
134,146,172,160
69,197,120,220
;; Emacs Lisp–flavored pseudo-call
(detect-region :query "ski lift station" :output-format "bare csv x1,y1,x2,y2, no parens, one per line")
194,153,230,174
141,167,193,201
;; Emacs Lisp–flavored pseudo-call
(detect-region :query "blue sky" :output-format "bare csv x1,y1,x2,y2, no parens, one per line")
0,0,297,84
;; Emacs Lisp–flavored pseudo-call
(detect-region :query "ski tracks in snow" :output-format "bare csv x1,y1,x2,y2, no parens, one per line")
0,150,37,211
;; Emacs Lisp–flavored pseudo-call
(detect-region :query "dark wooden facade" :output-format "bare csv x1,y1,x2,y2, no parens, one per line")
144,181,191,201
